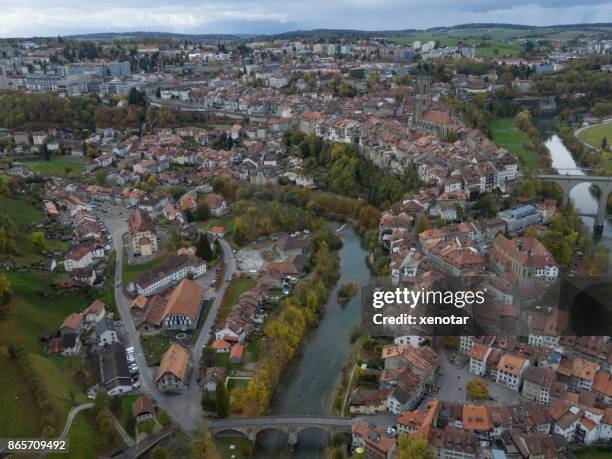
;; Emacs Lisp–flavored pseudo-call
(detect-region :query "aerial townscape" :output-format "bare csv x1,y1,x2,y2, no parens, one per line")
1,9,612,459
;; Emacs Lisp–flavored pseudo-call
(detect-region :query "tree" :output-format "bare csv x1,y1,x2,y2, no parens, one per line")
0,274,12,305
415,216,432,235
215,380,230,418
398,434,435,459
128,88,146,106
28,231,46,253
139,419,155,434
442,336,459,350
602,136,608,150
233,220,246,246
95,168,107,186
94,390,109,413
196,232,213,261
194,201,211,222
466,379,489,400
152,447,168,459
165,226,181,254
191,428,219,459
96,410,114,441
473,194,499,218
157,410,171,426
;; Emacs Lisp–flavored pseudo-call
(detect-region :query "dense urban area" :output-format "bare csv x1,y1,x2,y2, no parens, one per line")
0,22,612,459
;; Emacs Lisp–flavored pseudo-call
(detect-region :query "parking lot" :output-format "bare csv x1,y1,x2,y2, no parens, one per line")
235,248,265,272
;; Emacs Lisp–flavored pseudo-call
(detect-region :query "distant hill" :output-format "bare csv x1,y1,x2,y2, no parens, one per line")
66,31,250,43
59,22,612,43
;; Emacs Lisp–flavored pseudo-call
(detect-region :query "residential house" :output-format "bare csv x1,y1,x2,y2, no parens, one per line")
351,423,397,459
156,343,191,394
468,343,492,377
59,313,82,336
204,193,227,216
95,317,119,347
349,388,387,416
522,366,555,405
132,395,155,423
83,300,106,325
496,354,529,391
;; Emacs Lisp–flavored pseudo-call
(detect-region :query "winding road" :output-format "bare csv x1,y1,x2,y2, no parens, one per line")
59,403,94,439
100,207,236,431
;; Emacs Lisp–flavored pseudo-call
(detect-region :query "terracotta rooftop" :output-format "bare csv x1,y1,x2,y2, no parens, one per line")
155,343,190,382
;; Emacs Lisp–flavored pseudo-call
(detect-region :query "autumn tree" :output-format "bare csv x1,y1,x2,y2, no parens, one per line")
165,226,181,254
0,274,12,305
466,379,489,400
442,336,459,350
233,220,246,246
28,231,46,253
415,216,432,235
191,428,220,459
151,447,168,459
398,434,435,459
95,168,107,186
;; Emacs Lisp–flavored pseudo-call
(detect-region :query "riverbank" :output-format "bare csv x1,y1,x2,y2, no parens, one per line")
248,226,371,458
230,226,342,417
489,117,541,172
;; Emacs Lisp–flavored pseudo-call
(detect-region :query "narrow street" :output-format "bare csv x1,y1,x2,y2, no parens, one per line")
100,206,236,431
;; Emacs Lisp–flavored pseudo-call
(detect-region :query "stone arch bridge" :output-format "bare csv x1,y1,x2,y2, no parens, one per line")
538,174,612,231
207,416,354,446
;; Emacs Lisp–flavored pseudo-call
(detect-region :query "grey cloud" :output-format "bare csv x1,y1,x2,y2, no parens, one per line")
0,0,610,37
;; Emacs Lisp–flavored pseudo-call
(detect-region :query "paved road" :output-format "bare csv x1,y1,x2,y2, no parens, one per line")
100,207,236,432
59,403,94,438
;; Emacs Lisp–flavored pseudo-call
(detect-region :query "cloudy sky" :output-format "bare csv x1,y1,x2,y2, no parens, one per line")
0,0,611,37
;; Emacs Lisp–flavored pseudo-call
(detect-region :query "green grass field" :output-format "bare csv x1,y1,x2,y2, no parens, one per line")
0,272,91,434
0,351,41,437
489,117,540,172
575,449,612,459
21,157,85,178
390,34,522,58
579,123,612,150
0,196,44,227
48,410,125,459
141,333,173,367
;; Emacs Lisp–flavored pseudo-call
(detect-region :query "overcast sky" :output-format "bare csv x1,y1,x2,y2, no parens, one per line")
0,0,611,37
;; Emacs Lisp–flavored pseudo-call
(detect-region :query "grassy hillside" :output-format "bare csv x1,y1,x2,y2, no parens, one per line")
489,117,539,172
0,272,92,435
0,196,43,227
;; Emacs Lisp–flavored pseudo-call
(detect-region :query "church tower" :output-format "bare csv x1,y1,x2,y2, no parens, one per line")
413,71,431,124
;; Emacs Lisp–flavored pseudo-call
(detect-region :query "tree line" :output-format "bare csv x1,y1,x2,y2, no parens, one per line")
230,227,341,416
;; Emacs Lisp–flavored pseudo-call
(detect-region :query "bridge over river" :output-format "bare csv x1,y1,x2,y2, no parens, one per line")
538,173,612,231
207,416,355,446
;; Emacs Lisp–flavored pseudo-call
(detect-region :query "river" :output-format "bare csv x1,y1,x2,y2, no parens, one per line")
250,125,611,457
537,120,612,259
253,225,371,458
